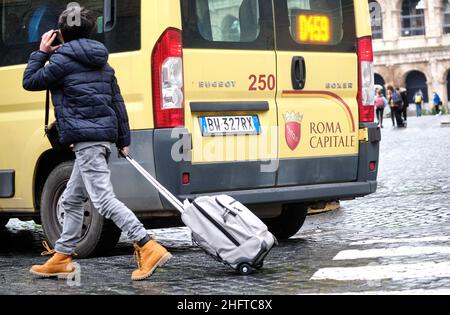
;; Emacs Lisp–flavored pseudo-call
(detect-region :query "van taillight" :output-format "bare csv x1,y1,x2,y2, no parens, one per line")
357,36,375,123
152,28,185,129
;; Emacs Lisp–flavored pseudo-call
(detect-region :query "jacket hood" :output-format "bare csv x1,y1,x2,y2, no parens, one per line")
57,39,109,68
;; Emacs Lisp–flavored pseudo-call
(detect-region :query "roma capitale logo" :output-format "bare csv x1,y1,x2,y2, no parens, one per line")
284,112,303,151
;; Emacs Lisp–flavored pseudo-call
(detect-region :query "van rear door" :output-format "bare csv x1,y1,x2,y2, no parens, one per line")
180,0,278,192
274,0,360,186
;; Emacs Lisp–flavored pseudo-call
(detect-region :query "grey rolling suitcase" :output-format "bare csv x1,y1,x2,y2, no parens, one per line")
122,152,277,275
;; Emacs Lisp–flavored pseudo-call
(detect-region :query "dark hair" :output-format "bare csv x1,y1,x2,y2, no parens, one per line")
58,7,97,42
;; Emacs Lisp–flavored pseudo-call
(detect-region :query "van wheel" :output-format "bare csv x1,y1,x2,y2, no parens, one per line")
40,161,121,258
263,204,308,240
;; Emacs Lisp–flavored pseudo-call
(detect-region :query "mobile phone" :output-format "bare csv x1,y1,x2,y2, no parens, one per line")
51,30,62,46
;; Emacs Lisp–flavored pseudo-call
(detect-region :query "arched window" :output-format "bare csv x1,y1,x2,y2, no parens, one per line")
401,0,426,36
444,0,450,34
406,71,428,104
369,1,383,39
374,73,386,95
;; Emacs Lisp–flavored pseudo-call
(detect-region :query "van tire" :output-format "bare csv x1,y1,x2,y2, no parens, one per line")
263,204,308,240
40,161,121,258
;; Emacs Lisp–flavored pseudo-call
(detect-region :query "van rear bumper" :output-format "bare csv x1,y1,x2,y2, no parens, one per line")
152,126,380,207
178,180,377,205
111,126,380,212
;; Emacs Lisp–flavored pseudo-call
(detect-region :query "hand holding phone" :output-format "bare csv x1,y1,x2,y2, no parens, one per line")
39,30,62,54
51,30,62,46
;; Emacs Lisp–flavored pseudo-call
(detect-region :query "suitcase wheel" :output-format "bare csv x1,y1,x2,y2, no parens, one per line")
238,263,255,275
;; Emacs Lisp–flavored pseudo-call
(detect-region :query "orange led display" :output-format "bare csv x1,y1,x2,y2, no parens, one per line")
296,14,331,43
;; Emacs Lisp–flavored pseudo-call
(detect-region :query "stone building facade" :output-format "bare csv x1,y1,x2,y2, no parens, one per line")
370,0,450,108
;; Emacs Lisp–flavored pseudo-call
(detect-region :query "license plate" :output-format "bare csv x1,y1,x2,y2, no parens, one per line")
199,115,261,136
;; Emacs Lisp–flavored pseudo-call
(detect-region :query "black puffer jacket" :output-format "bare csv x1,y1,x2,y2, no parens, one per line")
23,39,130,148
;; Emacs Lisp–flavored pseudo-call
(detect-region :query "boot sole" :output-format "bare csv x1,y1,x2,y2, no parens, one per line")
132,252,173,281
29,269,76,280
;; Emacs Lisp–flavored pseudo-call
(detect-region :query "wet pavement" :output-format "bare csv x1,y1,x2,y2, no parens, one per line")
1,115,450,295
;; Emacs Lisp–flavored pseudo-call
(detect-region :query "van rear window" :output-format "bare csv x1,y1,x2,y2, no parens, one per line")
275,0,356,52
181,0,274,50
196,0,261,42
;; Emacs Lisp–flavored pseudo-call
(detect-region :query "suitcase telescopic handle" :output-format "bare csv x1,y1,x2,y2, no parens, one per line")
119,150,185,214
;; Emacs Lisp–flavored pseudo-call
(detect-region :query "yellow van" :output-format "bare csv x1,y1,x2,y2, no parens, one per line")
0,0,380,257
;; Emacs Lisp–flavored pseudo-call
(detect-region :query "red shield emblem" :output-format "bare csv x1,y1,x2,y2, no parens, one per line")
284,112,303,151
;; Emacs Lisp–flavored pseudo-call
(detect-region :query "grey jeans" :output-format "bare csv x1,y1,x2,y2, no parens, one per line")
55,143,148,255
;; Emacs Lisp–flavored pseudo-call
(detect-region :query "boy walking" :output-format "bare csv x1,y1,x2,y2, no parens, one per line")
23,8,172,281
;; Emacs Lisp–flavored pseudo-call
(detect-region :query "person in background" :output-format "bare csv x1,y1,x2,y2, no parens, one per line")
414,90,424,117
375,90,388,128
433,92,442,116
400,88,409,122
388,86,405,128
387,88,396,127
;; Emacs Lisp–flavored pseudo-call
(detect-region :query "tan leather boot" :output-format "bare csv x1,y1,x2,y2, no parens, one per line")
30,242,76,279
132,240,172,281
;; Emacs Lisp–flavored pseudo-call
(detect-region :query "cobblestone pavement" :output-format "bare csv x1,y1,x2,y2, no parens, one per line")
1,116,450,295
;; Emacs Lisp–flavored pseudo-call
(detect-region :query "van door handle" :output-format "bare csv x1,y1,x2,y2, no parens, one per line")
291,56,306,90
